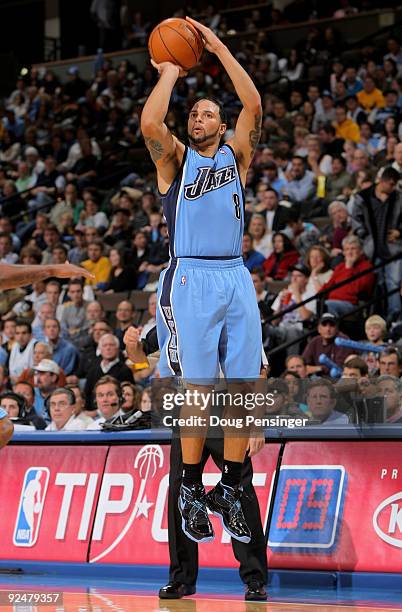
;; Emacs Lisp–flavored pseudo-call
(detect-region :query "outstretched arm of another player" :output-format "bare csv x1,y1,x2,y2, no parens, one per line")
186,16,262,178
0,262,94,291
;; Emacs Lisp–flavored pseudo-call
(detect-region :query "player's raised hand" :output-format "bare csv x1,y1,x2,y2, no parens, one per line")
150,59,187,78
185,16,223,54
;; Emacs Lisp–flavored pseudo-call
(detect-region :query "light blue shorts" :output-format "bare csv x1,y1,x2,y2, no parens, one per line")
156,257,262,380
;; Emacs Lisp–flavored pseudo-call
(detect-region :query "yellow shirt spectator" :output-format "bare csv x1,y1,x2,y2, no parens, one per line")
357,78,385,111
81,242,112,287
335,118,360,143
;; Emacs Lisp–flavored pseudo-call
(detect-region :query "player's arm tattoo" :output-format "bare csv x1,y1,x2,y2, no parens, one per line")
249,112,262,154
144,137,164,162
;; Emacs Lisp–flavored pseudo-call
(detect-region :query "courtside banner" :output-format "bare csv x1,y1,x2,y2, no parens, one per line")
0,445,108,561
89,443,280,566
267,441,402,572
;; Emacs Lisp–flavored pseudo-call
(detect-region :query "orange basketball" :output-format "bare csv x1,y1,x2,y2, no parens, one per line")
148,18,204,72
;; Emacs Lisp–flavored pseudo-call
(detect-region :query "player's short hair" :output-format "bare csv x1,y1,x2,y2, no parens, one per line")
194,97,227,124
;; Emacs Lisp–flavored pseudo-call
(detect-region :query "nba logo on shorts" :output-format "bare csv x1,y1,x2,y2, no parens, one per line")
13,467,50,547
180,275,186,286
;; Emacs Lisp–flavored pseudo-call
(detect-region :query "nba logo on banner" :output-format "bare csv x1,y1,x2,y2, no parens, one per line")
268,465,346,553
13,467,50,547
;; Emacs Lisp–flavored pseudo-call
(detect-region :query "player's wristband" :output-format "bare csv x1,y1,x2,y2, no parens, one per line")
0,407,8,420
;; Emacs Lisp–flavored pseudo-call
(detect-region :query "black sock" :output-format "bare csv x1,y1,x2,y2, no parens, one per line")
221,459,243,487
182,462,203,485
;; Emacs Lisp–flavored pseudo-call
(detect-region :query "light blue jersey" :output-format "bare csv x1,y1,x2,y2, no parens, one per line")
157,143,262,380
161,144,244,258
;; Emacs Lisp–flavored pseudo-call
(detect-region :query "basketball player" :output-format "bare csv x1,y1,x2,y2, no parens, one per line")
124,326,268,601
0,262,93,290
142,16,262,544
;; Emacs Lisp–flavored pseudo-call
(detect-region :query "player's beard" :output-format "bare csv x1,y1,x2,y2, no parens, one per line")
188,125,221,145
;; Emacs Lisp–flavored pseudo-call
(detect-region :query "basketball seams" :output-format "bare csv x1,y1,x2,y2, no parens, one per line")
156,27,186,69
162,24,200,64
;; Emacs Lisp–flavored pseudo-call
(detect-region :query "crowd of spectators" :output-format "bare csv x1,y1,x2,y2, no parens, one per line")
0,3,401,431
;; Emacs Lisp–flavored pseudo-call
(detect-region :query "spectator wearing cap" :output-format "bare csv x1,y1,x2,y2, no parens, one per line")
64,66,88,101
263,232,299,281
334,104,360,143
312,91,336,133
357,76,385,111
352,166,402,321
242,233,265,271
286,156,316,205
81,240,112,289
306,379,349,425
43,318,79,376
269,264,316,355
325,157,353,202
320,235,375,318
45,387,87,431
302,313,354,376
346,94,367,125
33,358,60,420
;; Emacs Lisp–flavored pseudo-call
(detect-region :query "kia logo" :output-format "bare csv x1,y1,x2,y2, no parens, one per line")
373,492,402,548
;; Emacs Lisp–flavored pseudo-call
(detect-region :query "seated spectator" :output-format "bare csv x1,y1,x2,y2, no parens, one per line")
66,137,98,189
285,354,308,378
13,381,47,429
320,201,351,257
84,334,134,405
345,94,366,126
43,318,79,375
41,225,61,264
68,229,87,264
50,183,81,231
263,232,299,281
242,232,265,271
9,320,36,382
87,376,123,430
286,156,316,205
103,208,133,248
114,300,137,347
269,264,316,355
45,387,87,431
81,240,112,290
67,384,94,426
325,156,352,201
280,370,309,414
76,320,112,379
248,213,272,258
342,356,369,379
306,379,349,425
33,358,61,420
258,161,288,197
254,187,290,234
377,376,402,423
251,268,272,328
334,104,360,143
32,302,56,340
77,197,108,231
321,236,375,317
0,233,18,264
0,391,36,431
17,340,67,386
121,381,141,414
305,245,333,293
283,209,320,257
105,248,137,292
357,76,385,112
60,279,90,344
379,347,402,377
302,313,354,376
